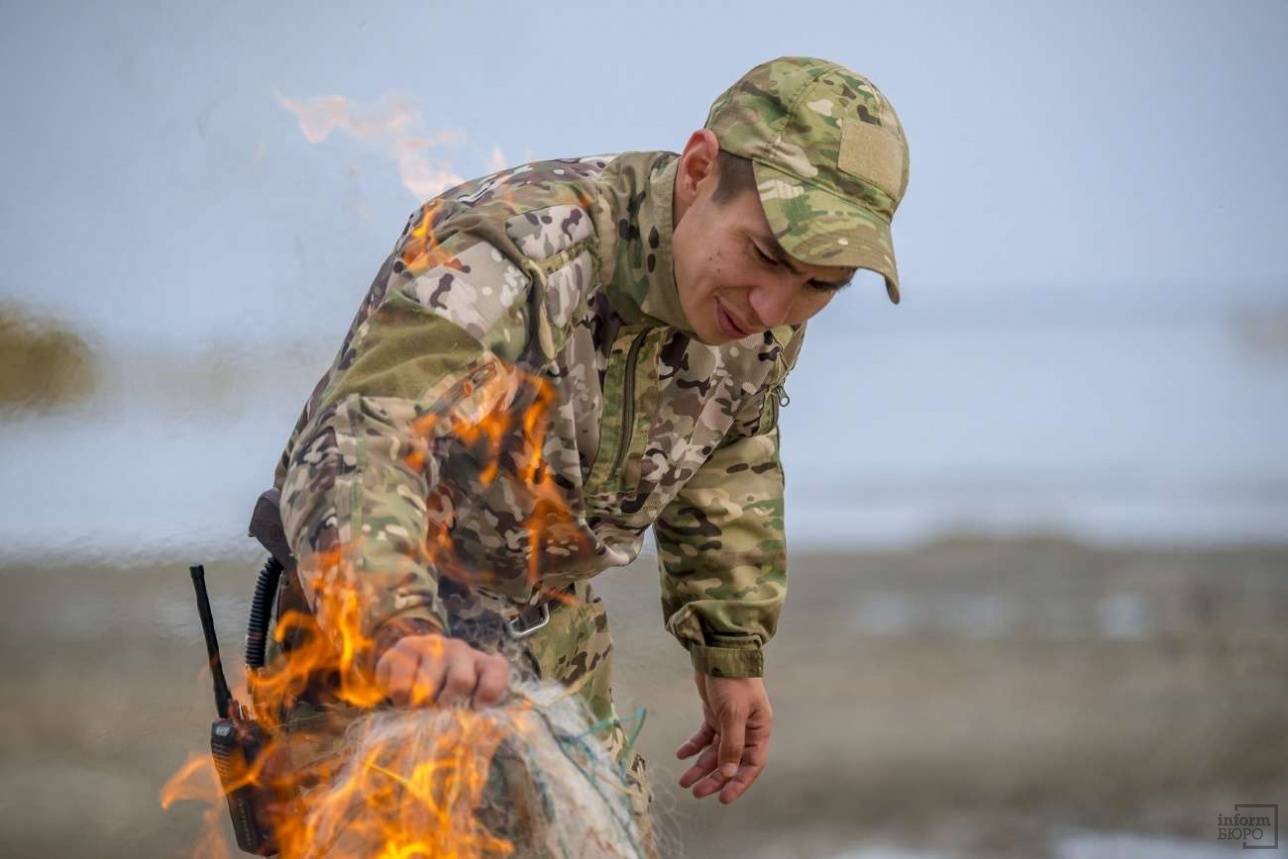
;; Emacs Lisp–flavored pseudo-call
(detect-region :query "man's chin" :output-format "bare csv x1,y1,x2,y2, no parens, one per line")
690,323,738,346
691,330,729,346
678,297,736,345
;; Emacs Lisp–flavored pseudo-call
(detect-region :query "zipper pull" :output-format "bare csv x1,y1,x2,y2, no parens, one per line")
771,382,790,408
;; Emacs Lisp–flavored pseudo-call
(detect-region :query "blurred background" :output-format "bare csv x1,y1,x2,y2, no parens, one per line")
1,1,1284,857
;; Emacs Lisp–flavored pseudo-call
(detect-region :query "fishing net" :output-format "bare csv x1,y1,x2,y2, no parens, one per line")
284,680,655,859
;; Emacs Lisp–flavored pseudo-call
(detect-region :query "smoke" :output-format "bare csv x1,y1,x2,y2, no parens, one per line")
275,91,492,200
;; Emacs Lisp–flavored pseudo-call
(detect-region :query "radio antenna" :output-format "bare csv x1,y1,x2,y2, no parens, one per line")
190,564,233,720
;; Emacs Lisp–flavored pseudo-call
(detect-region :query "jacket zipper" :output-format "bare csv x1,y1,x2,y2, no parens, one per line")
610,329,650,479
765,380,790,431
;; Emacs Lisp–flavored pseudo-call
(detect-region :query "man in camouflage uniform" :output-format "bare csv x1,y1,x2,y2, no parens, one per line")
267,56,909,853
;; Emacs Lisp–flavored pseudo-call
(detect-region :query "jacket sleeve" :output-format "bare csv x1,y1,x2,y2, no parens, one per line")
278,211,537,653
653,328,803,679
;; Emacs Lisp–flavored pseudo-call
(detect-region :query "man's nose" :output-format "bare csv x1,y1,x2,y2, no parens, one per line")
748,283,794,328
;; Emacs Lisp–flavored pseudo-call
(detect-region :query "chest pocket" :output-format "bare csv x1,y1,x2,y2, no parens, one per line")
583,324,664,500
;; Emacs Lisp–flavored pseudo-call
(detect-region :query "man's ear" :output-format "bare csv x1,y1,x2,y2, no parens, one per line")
676,128,721,208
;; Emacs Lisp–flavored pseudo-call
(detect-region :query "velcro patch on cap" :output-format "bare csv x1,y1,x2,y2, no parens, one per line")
838,119,902,200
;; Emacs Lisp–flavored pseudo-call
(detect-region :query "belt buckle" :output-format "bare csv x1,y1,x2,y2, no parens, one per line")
505,602,550,639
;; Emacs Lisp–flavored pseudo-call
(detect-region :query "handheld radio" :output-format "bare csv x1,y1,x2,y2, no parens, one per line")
189,564,277,855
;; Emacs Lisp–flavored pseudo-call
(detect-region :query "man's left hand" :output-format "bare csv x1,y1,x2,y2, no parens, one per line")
675,672,773,804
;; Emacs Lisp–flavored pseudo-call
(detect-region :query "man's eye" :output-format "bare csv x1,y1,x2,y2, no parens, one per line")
752,244,778,266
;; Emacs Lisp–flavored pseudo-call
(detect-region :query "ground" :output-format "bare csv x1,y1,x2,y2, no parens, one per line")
2,537,1285,858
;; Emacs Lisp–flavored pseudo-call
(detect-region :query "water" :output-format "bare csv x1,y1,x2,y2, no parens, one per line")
1,317,1284,561
780,316,1288,547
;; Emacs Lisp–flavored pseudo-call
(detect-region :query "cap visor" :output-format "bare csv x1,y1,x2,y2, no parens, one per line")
753,161,901,304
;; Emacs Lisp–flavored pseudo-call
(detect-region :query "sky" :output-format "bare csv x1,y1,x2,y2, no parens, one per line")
2,0,1286,348
1,1,1286,552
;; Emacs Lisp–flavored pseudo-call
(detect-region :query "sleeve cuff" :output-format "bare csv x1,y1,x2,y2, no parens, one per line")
371,611,447,666
688,640,765,678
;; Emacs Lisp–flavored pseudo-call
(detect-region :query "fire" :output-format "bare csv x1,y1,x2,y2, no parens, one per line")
164,522,553,856
163,344,617,856
162,753,237,859
271,705,522,858
407,360,591,601
400,198,453,275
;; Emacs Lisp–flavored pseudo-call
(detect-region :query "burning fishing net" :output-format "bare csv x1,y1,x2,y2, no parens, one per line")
278,681,650,859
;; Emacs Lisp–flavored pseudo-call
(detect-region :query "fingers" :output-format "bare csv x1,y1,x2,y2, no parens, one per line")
716,706,747,779
682,734,768,802
717,760,766,804
375,634,511,709
691,769,727,800
676,675,776,804
408,647,447,706
718,740,768,804
678,741,720,789
376,645,422,707
675,722,716,760
434,654,477,708
472,654,510,707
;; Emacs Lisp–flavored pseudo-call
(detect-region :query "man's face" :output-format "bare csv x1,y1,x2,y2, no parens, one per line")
671,133,855,346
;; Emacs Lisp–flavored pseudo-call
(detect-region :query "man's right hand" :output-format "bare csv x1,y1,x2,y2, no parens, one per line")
374,633,511,709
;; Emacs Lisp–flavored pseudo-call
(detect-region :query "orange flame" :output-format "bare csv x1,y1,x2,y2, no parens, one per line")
161,753,235,859
165,321,601,855
408,360,591,602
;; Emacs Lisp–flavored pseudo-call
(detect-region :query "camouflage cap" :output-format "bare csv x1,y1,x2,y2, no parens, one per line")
705,56,910,303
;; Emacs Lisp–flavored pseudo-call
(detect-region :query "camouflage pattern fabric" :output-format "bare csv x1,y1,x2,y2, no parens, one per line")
274,149,802,680
706,56,910,304
521,580,656,857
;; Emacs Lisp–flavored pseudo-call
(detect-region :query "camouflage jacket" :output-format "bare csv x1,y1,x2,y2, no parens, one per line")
274,150,803,678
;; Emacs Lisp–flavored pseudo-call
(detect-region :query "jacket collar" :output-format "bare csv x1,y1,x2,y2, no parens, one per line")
601,152,694,334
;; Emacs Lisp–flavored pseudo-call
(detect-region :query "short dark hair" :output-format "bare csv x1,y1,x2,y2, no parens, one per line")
711,149,757,205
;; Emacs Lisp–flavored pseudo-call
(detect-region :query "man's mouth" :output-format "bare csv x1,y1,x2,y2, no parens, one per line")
715,298,752,339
